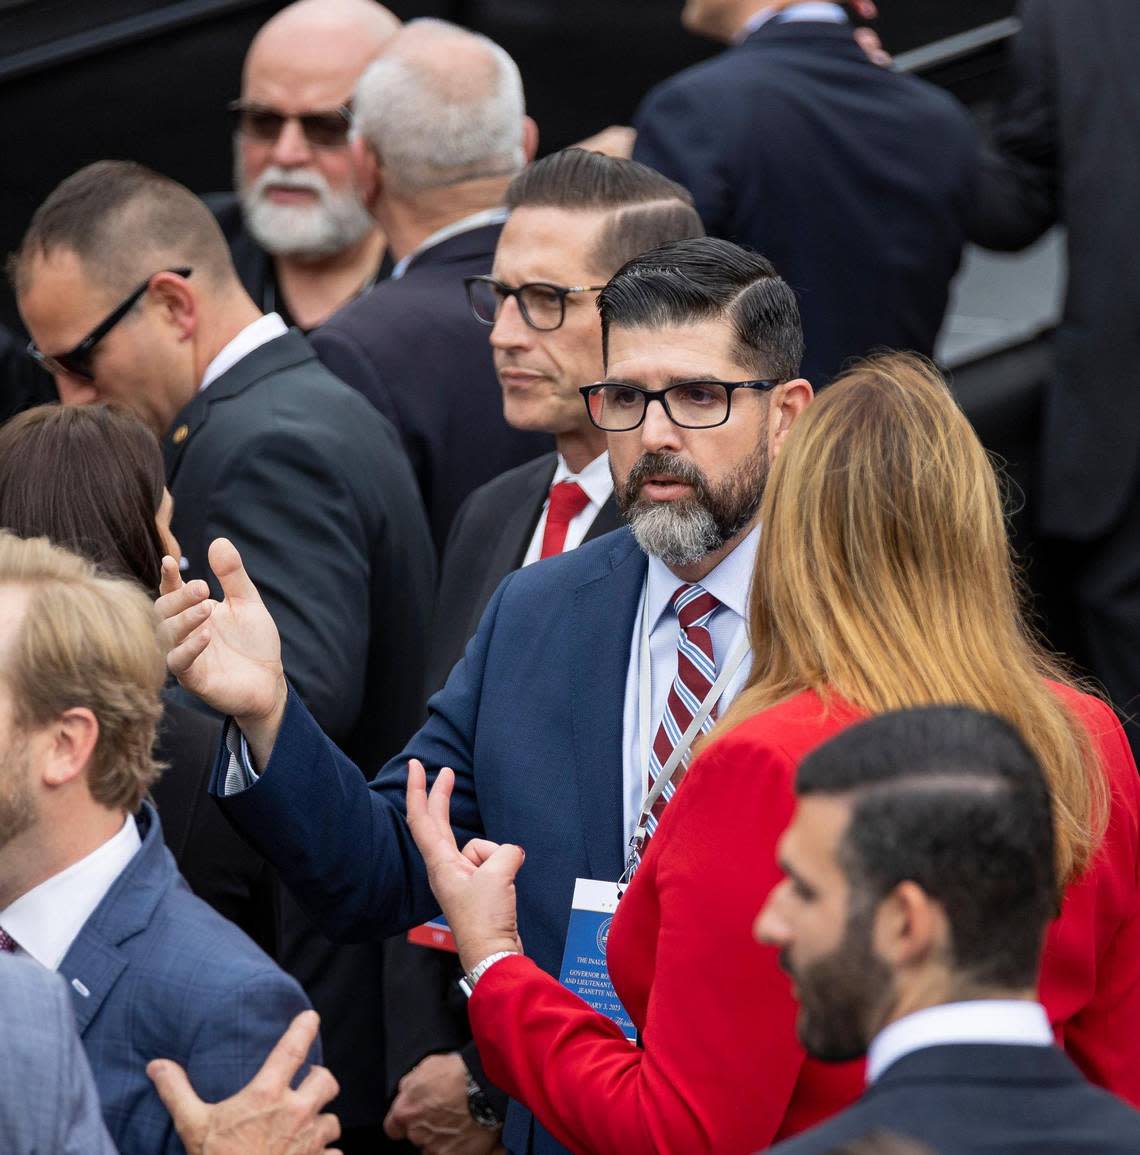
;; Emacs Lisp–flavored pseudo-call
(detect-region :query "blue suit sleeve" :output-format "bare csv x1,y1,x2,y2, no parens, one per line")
211,576,512,942
633,80,734,238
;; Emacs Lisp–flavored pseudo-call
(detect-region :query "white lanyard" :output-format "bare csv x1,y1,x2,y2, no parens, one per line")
624,587,749,880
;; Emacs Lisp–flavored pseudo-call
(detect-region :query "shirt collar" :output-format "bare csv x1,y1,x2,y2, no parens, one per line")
390,207,509,280
645,521,761,631
738,1,848,40
550,450,613,510
199,312,288,392
0,814,141,971
867,1000,1053,1084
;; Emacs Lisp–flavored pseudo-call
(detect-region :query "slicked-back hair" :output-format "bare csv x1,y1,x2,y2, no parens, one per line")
598,237,803,380
798,706,1059,990
505,148,704,276
10,160,235,297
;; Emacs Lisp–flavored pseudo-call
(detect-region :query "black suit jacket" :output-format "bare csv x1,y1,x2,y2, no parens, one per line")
163,328,435,771
633,20,977,387
385,451,622,1113
150,700,277,956
767,1043,1140,1154
162,330,435,1132
969,0,1140,540
310,223,552,552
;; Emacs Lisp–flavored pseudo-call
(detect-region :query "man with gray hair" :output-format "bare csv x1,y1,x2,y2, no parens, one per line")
212,0,399,332
311,18,550,551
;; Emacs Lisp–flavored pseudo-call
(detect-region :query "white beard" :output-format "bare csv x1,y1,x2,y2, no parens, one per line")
239,163,374,259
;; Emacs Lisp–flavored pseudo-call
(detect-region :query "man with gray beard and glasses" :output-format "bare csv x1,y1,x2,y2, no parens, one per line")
209,0,398,332
156,236,812,1155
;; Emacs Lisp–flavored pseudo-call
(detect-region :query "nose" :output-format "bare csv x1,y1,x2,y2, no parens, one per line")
270,116,313,168
638,394,683,454
489,294,532,351
754,881,791,946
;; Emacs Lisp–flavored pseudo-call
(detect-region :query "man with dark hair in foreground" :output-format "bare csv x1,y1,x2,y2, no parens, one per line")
158,235,816,1155
759,706,1140,1154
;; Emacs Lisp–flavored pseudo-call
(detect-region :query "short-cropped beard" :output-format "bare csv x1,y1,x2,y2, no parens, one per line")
617,443,769,567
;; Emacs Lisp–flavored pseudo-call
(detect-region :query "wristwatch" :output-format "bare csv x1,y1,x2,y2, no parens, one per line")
464,1068,502,1130
458,950,516,997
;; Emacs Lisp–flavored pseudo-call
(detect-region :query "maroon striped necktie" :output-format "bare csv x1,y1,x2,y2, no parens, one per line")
645,583,721,842
0,927,18,953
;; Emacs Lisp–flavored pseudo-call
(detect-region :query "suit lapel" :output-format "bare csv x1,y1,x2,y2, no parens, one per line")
583,495,624,544
569,532,647,880
56,805,170,1035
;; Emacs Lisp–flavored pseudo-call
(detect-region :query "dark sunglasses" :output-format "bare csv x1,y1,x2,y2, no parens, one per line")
228,100,353,149
27,267,193,382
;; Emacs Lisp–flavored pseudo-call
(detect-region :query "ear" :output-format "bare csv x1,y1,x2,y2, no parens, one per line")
873,881,943,969
149,271,197,343
522,116,540,164
767,377,813,463
41,707,100,790
350,133,382,211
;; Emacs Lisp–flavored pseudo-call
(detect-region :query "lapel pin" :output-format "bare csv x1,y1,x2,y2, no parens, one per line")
71,978,91,998
172,424,190,445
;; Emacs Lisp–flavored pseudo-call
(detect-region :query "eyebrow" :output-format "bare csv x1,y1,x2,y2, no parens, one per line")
777,857,815,894
599,373,737,387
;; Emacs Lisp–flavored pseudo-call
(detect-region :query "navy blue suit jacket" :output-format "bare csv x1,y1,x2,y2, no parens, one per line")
633,20,977,386
766,1043,1140,1154
213,528,648,1155
311,223,551,552
59,804,314,1155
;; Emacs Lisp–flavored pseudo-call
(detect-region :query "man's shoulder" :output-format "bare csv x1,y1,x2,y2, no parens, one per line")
456,454,556,519
496,527,640,604
0,954,70,1021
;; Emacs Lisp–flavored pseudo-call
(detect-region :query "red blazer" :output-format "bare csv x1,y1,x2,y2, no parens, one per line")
469,688,1140,1155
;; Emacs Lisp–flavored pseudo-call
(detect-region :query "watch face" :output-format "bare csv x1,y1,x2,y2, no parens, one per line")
466,1086,501,1129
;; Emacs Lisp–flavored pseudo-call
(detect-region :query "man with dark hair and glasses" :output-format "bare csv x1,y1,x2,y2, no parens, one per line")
13,157,435,1155
209,0,399,333
156,234,814,1155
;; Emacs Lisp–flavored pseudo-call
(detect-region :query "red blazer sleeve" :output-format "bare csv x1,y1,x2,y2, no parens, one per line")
468,733,847,1155
1043,695,1140,1103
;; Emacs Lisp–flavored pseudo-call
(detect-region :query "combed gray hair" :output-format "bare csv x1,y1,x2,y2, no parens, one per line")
353,18,525,192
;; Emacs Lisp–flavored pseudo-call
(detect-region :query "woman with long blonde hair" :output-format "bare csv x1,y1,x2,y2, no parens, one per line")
407,352,1140,1154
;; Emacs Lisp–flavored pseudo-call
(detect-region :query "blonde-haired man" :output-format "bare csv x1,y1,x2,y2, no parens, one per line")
0,534,322,1155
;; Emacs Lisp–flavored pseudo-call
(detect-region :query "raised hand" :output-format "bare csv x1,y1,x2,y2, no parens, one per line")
405,759,525,973
156,538,288,765
148,1010,341,1155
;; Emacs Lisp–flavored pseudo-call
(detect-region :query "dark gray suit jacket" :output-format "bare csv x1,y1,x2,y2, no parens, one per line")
0,956,116,1155
767,1044,1140,1154
162,328,435,1131
969,0,1140,540
427,452,623,694
384,451,622,1115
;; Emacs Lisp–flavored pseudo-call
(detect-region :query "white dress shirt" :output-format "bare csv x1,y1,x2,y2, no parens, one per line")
522,451,614,567
199,311,289,392
738,1,847,40
0,815,141,971
867,999,1054,1084
620,524,759,845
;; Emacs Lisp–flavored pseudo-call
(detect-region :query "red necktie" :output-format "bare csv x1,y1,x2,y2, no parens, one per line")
539,480,591,559
645,584,721,842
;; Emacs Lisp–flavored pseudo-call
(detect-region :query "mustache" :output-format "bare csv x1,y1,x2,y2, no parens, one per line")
248,165,332,199
622,452,708,498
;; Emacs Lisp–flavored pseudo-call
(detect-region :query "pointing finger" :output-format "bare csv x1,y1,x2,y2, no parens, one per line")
249,1009,321,1094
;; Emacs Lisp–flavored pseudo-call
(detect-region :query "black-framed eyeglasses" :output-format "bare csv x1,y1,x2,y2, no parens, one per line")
579,379,778,431
228,100,354,149
27,267,193,382
464,275,607,332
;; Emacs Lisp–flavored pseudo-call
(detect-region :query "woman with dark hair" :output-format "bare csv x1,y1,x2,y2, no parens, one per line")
407,354,1140,1153
0,403,274,951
